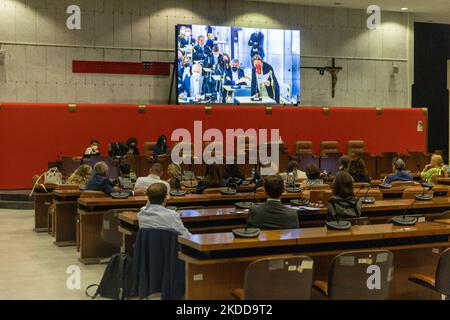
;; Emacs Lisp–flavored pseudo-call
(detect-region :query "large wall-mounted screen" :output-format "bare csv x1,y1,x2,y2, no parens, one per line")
176,25,300,105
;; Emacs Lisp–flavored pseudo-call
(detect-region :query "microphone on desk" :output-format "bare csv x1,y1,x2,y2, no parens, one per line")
415,181,434,201
361,183,376,204
234,176,258,209
232,225,261,238
170,176,187,197
286,171,301,193
183,171,195,189
388,205,418,226
221,178,238,195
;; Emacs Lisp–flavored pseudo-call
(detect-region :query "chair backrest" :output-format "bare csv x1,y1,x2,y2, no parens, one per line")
353,182,370,189
435,248,450,295
80,190,106,198
320,141,340,156
328,250,394,300
295,141,313,155
303,183,331,191
142,141,157,157
309,189,333,205
243,256,314,300
402,187,434,199
347,140,365,155
354,188,383,200
101,208,139,247
391,180,418,187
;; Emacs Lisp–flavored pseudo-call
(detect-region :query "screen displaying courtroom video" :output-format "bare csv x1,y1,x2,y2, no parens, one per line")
176,24,301,105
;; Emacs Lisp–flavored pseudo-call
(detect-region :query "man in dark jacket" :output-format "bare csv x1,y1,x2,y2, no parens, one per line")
248,29,265,59
251,55,280,103
85,161,133,196
246,175,299,229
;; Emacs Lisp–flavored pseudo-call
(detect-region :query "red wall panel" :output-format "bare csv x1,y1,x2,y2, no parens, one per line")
0,103,427,190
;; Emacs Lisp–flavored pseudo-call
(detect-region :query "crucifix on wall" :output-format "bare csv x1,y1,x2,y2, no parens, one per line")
301,58,343,98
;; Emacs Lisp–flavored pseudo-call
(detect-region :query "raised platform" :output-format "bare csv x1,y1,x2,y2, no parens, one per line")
0,190,34,210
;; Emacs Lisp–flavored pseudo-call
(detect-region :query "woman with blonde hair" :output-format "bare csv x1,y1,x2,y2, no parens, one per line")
421,154,447,183
167,163,183,189
67,164,92,186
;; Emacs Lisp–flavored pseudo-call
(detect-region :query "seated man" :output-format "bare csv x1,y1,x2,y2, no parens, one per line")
85,161,133,196
134,163,171,195
384,158,413,184
246,175,299,230
224,59,247,86
138,183,191,237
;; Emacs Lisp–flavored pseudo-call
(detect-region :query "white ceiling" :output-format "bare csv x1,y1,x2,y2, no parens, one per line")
246,0,450,24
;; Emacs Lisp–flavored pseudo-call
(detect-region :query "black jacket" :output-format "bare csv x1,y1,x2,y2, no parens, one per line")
247,200,299,230
251,62,280,103
327,196,362,222
133,228,185,300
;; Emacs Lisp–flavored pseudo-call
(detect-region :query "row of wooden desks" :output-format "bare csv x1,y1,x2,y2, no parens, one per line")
178,221,450,299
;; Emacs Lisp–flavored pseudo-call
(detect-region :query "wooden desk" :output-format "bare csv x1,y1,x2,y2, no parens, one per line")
380,184,449,199
33,184,56,232
178,222,450,299
53,189,81,247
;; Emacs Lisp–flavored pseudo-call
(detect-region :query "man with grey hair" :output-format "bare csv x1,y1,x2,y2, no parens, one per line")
85,161,134,196
384,157,413,184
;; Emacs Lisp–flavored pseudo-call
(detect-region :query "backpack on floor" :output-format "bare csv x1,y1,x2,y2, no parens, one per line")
85,253,135,300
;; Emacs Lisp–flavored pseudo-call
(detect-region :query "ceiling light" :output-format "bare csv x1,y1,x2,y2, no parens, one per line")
400,7,408,11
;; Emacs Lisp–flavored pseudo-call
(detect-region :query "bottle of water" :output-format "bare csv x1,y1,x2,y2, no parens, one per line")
251,167,256,181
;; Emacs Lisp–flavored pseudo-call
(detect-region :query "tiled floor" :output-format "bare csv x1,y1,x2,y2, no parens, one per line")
0,209,106,299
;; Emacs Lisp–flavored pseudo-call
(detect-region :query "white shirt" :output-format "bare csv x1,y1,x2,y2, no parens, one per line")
138,204,191,237
134,174,171,194
232,70,239,83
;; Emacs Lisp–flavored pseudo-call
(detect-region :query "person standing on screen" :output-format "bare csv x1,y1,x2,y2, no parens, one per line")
178,56,192,99
224,59,247,86
205,26,215,49
193,35,212,67
189,63,205,100
251,55,280,103
179,27,195,48
248,29,265,59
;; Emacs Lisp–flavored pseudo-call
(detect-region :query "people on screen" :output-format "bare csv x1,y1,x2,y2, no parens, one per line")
153,135,169,156
349,157,371,183
67,164,92,186
196,164,226,193
189,63,205,99
224,59,247,86
134,163,170,195
138,183,191,237
205,26,215,49
179,27,195,48
384,158,413,184
421,154,447,183
84,139,100,156
248,29,265,59
246,175,299,230
193,35,212,66
251,55,280,103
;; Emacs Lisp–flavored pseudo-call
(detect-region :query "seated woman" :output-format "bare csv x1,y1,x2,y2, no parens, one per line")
196,164,226,193
84,139,100,156
280,160,307,182
153,135,169,157
384,157,413,184
421,154,447,183
349,157,371,183
328,171,362,222
126,137,139,156
305,164,324,185
223,163,246,184
66,164,92,186
167,163,184,189
118,163,136,189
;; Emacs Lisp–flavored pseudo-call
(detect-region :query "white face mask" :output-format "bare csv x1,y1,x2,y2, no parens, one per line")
193,72,201,77
186,32,191,37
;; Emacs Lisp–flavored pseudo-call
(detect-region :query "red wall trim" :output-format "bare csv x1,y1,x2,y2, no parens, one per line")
0,103,427,189
72,60,171,75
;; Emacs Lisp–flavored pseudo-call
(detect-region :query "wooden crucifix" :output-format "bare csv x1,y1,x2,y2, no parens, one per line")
301,58,343,98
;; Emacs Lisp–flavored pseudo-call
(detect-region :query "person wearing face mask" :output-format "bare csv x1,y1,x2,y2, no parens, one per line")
193,35,212,66
153,135,169,157
179,27,195,48
211,45,223,69
189,63,205,100
224,59,247,86
178,56,192,99
205,26,215,49
248,29,265,59
177,26,186,47
251,55,280,103
84,139,100,156
126,137,139,156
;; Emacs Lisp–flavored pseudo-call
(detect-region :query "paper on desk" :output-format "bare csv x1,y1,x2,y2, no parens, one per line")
286,205,321,211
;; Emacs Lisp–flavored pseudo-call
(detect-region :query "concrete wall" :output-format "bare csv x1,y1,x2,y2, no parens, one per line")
0,0,412,106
